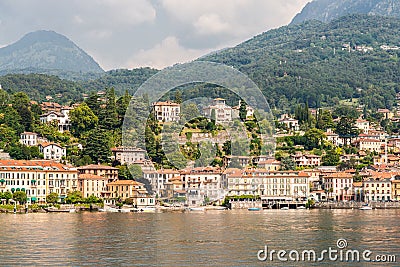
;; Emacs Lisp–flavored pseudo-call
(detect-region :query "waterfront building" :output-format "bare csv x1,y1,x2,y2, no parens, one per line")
391,176,400,201
78,173,108,198
363,177,392,202
104,180,155,207
323,172,354,201
0,160,78,203
143,169,180,197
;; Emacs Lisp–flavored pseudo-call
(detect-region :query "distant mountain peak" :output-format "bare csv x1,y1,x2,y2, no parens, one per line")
291,0,400,25
0,30,104,75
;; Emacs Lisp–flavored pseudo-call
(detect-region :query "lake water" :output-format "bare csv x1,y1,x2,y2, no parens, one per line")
0,209,399,266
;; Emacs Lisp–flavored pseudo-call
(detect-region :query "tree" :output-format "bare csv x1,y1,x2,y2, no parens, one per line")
3,191,13,203
69,103,98,138
46,192,59,204
65,191,83,204
303,128,326,150
86,194,101,204
181,103,200,122
83,128,112,163
322,147,341,166
239,100,247,121
335,117,359,145
210,109,216,124
12,191,27,204
175,90,183,104
281,156,295,170
129,164,143,179
18,106,33,132
99,87,119,130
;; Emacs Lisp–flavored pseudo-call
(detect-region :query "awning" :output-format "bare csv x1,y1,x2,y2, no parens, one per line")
15,188,20,191
21,188,25,192
31,179,36,183
11,188,15,192
0,179,5,183
31,197,37,201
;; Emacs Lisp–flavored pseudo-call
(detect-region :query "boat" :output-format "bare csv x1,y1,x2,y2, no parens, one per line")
280,207,289,210
297,206,306,209
189,207,205,211
44,207,76,213
360,204,373,210
248,207,261,211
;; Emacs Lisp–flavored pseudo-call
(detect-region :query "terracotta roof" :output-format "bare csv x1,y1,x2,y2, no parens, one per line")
324,172,353,179
21,132,38,135
152,101,180,106
39,142,64,148
107,180,144,186
78,174,108,180
0,160,75,171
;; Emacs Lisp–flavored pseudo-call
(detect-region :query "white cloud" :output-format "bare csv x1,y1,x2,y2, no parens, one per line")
128,36,215,69
194,13,230,35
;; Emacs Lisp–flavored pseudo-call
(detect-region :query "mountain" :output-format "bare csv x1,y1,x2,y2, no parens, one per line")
202,14,400,110
291,0,400,24
0,30,104,77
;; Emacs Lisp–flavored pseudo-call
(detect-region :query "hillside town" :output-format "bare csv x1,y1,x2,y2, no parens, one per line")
1,92,400,211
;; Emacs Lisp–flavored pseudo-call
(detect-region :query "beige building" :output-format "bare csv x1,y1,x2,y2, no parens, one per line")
20,132,38,146
78,173,108,198
143,169,180,196
152,101,180,122
0,160,78,203
292,152,321,167
364,177,391,202
78,164,118,184
111,146,146,165
357,138,382,152
104,180,155,207
203,98,232,123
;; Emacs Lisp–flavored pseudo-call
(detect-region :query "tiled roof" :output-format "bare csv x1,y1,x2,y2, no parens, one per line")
78,174,108,180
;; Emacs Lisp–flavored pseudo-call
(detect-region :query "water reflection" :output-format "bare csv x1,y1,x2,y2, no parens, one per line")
0,210,398,266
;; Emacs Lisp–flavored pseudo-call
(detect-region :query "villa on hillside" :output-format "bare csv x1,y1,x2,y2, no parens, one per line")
203,98,232,123
152,101,180,122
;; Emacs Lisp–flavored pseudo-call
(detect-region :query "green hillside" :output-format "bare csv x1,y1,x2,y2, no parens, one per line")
204,15,400,111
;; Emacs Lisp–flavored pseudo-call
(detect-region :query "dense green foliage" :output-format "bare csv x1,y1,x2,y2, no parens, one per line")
204,15,400,111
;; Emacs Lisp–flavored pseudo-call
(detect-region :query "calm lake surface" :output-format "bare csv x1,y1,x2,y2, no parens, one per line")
0,209,399,266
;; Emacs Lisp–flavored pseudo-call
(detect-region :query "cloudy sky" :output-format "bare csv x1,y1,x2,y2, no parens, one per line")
0,0,310,70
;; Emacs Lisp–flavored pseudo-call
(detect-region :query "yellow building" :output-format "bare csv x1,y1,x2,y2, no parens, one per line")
0,160,78,203
392,177,400,201
78,164,118,184
78,174,108,198
105,180,155,207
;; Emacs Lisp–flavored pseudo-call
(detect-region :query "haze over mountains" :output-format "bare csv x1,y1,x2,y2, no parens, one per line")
1,1,400,111
0,30,104,77
291,0,400,24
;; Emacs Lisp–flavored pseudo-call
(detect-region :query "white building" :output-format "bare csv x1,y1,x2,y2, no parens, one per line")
278,114,299,131
20,132,38,146
355,119,370,134
40,107,71,133
152,101,180,122
356,138,382,153
39,143,66,161
203,98,232,123
143,169,180,196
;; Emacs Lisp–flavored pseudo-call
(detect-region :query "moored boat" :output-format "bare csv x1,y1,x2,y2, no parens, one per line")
360,204,373,210
248,207,261,211
189,207,205,211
